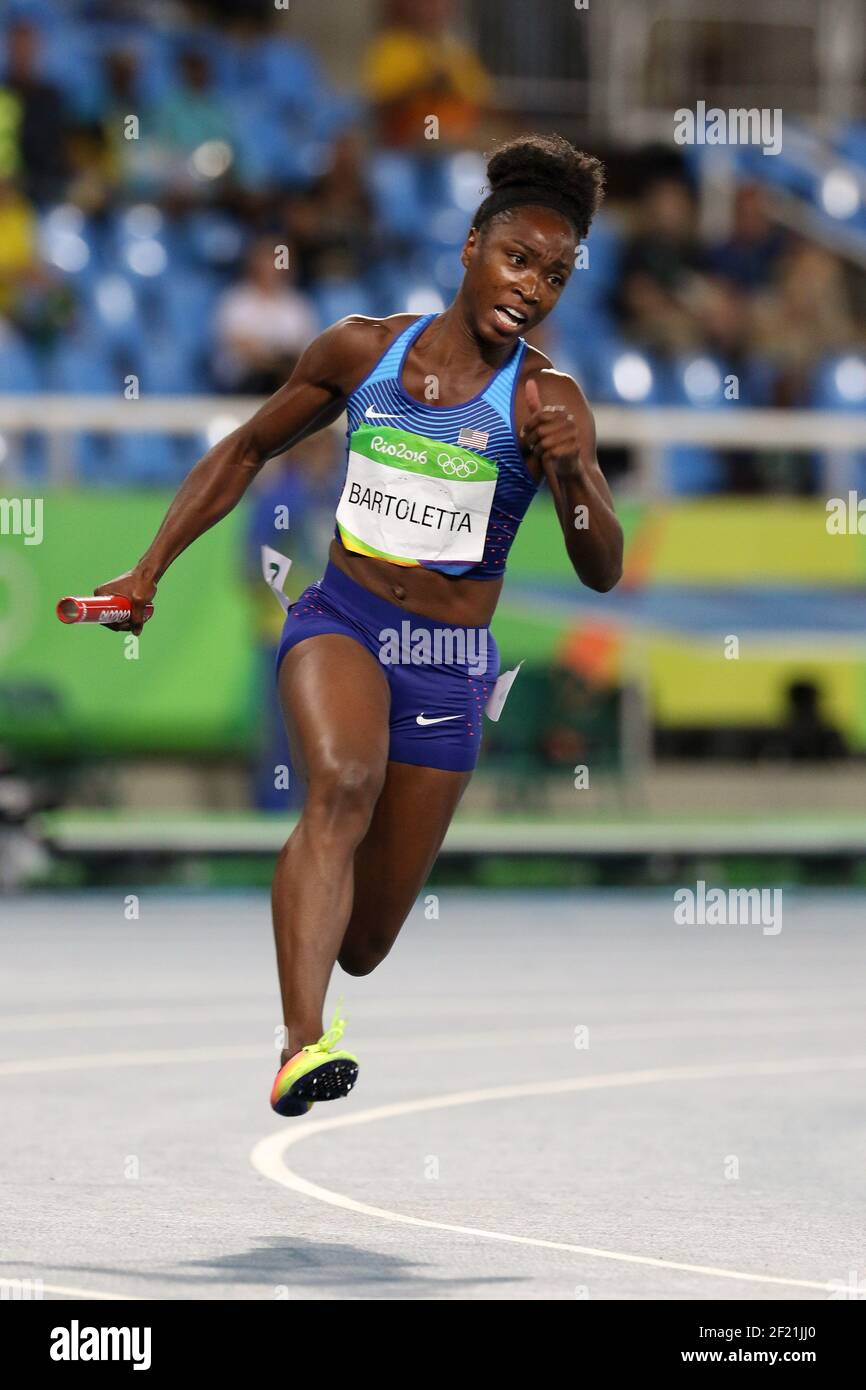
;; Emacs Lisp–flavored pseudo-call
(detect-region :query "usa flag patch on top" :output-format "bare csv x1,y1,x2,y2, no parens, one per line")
457,426,489,451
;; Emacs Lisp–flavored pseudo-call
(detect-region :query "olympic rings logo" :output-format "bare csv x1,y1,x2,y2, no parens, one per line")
437,453,478,478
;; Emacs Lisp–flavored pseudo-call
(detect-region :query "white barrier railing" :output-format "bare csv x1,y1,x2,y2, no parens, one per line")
0,396,863,495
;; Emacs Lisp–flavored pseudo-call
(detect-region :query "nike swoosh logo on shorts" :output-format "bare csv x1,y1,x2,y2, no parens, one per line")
416,713,460,726
365,406,401,419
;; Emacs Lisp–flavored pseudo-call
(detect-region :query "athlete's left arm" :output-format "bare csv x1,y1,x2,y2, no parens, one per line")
521,373,623,593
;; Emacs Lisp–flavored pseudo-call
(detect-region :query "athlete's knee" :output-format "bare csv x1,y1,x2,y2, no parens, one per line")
305,757,384,834
337,934,394,977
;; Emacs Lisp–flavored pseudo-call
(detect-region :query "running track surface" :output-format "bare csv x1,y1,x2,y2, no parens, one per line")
2,891,865,1302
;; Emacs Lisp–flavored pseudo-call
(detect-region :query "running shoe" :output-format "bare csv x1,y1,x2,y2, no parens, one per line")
270,1000,359,1117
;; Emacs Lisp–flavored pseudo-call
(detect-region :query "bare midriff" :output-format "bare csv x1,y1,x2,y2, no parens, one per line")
328,538,503,627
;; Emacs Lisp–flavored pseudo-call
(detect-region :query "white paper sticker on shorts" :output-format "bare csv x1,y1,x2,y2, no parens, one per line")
485,661,523,722
261,544,292,613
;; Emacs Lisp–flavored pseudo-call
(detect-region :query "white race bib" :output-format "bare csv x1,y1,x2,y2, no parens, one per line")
336,425,498,566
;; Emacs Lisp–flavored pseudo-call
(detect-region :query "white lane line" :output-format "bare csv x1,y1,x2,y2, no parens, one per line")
0,1278,134,1301
251,1054,866,1293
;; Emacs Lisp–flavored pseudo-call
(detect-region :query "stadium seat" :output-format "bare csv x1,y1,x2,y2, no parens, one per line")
156,268,221,350
182,209,245,271
82,275,143,354
11,18,105,121
366,260,417,316
584,337,662,406
837,120,866,171
111,432,185,487
245,37,323,114
46,337,116,395
312,280,372,325
0,326,45,483
662,446,725,495
368,152,425,238
0,328,40,392
576,212,623,304
812,353,866,410
812,353,866,490
132,335,200,396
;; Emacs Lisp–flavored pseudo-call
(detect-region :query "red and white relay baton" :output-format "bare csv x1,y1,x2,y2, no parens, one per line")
56,596,154,625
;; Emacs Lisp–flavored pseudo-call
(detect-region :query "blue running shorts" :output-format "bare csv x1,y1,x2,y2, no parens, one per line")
275,562,500,772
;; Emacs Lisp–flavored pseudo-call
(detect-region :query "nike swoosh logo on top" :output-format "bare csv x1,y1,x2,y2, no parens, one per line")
416,713,461,726
365,406,401,420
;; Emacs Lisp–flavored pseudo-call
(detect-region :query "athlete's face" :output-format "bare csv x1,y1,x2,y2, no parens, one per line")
460,207,576,343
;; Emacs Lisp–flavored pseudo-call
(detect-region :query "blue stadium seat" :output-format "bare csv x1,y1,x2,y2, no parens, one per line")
665,353,736,409
0,327,45,482
46,337,116,394
366,260,417,316
132,335,200,395
246,37,322,113
577,212,623,304
368,152,424,238
182,209,245,271
37,207,100,289
312,280,370,325
7,18,105,120
812,353,866,490
75,438,118,489
660,447,722,495
156,268,221,352
42,336,118,482
111,433,185,487
555,318,626,397
82,275,143,353
226,97,328,188
812,353,866,410
310,92,363,142
837,121,866,171
0,329,40,392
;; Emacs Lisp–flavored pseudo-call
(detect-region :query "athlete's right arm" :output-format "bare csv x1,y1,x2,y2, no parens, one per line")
94,317,382,633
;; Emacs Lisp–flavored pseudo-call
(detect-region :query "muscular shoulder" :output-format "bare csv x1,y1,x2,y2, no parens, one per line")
306,313,420,397
515,344,595,440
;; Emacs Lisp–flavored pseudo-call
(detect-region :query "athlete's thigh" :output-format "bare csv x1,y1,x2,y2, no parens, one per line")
277,634,390,782
346,758,471,948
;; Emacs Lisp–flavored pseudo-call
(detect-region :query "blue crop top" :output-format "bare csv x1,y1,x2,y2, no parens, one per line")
333,314,538,579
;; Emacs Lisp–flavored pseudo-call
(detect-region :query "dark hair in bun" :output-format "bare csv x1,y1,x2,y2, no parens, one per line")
473,133,605,242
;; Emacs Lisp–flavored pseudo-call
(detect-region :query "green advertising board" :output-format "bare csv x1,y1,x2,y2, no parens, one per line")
0,490,256,754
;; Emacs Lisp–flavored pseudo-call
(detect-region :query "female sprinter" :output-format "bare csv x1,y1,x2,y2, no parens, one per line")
95,135,623,1116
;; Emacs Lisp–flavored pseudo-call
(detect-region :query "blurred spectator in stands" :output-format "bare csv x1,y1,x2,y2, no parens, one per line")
101,50,157,195
0,20,69,204
0,178,35,315
694,275,750,370
614,176,706,355
153,46,239,196
750,242,857,405
708,183,787,291
541,662,620,775
363,0,492,149
284,132,377,288
692,274,764,489
66,121,114,214
763,680,847,760
213,236,318,393
0,177,74,350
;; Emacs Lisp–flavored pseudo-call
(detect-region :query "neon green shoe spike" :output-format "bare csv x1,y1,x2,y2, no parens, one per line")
270,999,359,1117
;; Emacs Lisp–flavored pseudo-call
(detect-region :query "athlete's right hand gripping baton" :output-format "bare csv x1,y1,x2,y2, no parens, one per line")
56,596,155,625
